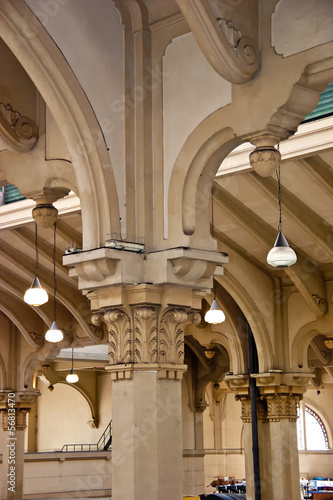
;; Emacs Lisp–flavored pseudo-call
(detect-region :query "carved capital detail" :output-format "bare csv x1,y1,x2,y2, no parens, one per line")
95,300,199,370
1,407,30,430
103,309,132,364
0,102,38,152
134,307,158,363
159,308,188,364
262,393,302,422
235,395,251,423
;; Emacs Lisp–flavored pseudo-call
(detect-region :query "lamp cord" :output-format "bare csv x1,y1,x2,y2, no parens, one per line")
53,222,57,321
277,160,282,233
34,222,38,277
211,186,214,239
71,347,74,370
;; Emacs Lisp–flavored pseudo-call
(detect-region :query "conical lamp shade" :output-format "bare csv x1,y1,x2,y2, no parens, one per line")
24,277,49,306
204,299,226,324
66,368,79,383
45,320,63,343
267,231,297,268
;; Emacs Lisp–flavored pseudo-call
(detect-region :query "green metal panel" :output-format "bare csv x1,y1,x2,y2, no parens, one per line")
4,184,25,204
303,82,333,122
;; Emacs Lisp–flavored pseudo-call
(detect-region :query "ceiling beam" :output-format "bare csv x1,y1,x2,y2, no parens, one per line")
298,156,333,198
213,182,328,315
212,224,270,276
56,219,82,249
11,227,77,285
247,171,333,260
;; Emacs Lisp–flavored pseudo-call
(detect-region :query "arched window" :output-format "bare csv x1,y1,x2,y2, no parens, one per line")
297,402,329,450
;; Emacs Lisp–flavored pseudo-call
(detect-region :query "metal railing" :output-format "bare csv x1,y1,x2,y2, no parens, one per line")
61,420,112,452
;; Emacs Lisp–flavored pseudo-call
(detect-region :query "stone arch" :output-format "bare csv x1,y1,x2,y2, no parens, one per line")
290,321,320,371
168,123,241,249
0,352,7,389
0,0,120,248
58,381,98,428
216,272,274,373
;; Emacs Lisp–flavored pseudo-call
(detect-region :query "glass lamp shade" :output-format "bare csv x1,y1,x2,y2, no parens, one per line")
66,369,79,383
24,277,49,306
45,321,63,343
267,231,297,268
204,299,226,324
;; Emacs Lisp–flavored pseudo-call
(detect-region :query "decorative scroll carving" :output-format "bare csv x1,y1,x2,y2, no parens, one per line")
134,307,158,363
159,309,188,364
311,294,328,313
0,102,38,152
103,310,131,364
28,331,44,347
235,395,251,423
176,0,260,84
1,408,30,430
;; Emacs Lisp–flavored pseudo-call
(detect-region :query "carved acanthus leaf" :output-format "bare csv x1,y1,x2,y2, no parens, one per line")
134,307,158,363
159,309,188,364
103,310,131,364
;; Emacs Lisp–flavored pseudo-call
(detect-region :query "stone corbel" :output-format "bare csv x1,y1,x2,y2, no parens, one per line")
0,102,38,152
175,0,259,84
64,248,144,291
146,247,228,289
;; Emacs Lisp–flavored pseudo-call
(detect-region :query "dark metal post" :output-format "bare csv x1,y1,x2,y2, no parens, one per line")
248,324,261,500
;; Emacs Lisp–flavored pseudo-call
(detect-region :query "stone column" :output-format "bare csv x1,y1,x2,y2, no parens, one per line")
233,374,310,500
90,285,201,500
257,389,302,500
0,391,38,500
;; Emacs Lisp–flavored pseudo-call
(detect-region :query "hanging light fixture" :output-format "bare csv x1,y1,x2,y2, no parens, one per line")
45,222,63,343
66,348,79,383
24,223,49,306
205,293,226,324
267,162,297,268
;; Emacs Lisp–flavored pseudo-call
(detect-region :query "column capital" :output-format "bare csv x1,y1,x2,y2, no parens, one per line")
91,284,202,379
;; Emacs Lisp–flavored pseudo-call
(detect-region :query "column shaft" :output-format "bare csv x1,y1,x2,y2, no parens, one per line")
112,370,183,500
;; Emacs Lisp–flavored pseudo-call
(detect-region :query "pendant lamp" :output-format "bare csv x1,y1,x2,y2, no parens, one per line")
267,163,297,268
205,293,225,324
24,223,49,306
66,348,79,383
45,222,63,343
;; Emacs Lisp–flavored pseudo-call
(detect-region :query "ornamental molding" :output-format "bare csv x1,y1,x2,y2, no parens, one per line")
0,102,38,152
175,0,259,84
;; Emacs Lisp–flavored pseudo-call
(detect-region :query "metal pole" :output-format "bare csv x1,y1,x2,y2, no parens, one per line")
248,324,261,500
